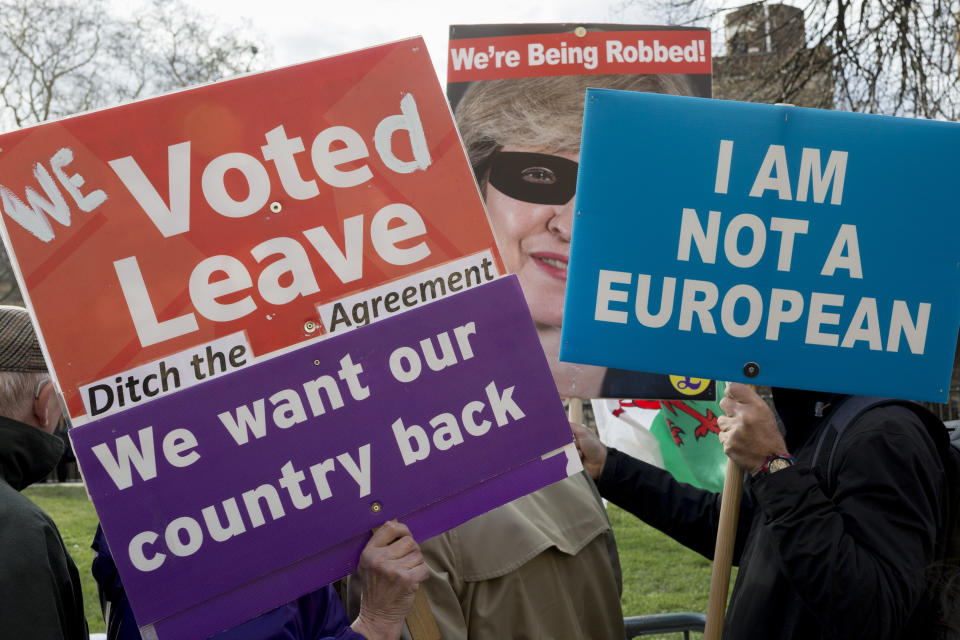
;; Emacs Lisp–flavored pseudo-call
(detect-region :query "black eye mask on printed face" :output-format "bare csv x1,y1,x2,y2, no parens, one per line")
486,151,579,205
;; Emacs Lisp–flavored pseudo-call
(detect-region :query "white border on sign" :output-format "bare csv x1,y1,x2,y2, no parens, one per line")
315,250,500,337
78,332,252,421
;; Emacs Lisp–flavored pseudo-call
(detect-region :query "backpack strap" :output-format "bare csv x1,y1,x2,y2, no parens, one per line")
810,397,890,490
810,397,947,494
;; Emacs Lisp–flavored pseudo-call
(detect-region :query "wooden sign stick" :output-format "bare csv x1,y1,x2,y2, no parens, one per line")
369,526,441,640
566,390,740,635
704,457,744,639
405,588,441,640
567,397,584,424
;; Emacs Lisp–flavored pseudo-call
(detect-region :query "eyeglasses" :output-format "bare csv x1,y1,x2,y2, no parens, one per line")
487,151,579,205
34,377,50,400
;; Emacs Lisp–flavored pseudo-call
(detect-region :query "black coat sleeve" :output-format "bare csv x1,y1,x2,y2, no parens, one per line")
748,405,945,639
597,447,755,562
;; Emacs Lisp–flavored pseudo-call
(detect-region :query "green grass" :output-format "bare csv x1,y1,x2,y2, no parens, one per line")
609,503,713,618
608,502,738,640
24,484,732,639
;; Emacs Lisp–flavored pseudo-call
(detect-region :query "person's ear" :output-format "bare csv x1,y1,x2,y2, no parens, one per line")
33,380,60,434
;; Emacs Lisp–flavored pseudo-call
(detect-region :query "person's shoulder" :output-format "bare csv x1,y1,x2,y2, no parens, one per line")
848,402,930,437
0,480,55,532
843,401,941,461
0,485,65,570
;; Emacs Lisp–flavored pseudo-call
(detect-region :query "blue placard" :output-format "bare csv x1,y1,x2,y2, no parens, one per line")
561,91,960,402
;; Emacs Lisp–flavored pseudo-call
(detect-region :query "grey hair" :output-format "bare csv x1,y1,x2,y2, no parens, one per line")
0,371,47,424
455,73,697,178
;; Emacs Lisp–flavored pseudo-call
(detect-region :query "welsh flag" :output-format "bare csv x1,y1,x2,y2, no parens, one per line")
591,382,727,492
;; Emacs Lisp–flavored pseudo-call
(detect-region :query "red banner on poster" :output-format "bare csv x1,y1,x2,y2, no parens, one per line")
448,29,711,82
0,38,502,421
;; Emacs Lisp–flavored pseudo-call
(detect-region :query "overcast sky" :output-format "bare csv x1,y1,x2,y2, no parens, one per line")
195,0,657,79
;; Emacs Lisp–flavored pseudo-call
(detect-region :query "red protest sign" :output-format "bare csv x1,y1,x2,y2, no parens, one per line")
0,38,502,421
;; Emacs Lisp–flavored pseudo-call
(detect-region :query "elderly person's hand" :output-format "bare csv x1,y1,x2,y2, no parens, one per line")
571,422,607,480
351,520,429,640
717,382,789,475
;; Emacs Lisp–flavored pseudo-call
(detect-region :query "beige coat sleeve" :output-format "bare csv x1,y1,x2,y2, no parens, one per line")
404,473,627,640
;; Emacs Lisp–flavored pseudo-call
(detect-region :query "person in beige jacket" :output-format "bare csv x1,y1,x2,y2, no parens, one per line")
405,471,625,639
340,468,625,639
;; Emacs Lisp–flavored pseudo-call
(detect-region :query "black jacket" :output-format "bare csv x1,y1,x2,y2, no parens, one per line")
0,416,87,640
597,397,948,639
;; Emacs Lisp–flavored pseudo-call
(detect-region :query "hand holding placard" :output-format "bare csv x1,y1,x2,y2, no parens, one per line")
352,521,430,640
716,383,787,475
570,422,607,480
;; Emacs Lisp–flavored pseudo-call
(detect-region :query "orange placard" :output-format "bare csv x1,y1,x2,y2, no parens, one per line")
0,38,502,421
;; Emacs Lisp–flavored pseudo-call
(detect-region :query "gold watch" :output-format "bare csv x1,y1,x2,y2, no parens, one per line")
759,453,794,476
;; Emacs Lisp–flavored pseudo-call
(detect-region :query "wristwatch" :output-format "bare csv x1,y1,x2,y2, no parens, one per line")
758,453,794,476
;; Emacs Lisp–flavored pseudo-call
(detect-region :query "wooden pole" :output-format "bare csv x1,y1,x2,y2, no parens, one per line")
704,458,744,640
369,525,441,640
405,588,441,640
567,397,584,424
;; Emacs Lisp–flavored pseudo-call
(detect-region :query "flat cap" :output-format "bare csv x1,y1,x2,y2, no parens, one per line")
0,306,46,372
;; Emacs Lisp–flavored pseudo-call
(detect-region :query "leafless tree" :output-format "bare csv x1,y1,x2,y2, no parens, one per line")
0,0,264,129
0,0,265,302
618,0,960,119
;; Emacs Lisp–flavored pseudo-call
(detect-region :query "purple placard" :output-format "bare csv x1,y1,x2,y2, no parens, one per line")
150,451,573,639
72,276,574,637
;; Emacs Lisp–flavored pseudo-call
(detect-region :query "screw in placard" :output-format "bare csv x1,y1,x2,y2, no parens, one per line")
370,502,382,514
743,362,760,378
304,320,317,333
269,202,282,214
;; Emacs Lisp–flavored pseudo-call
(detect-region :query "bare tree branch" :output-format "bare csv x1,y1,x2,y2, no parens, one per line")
619,0,960,119
0,0,267,302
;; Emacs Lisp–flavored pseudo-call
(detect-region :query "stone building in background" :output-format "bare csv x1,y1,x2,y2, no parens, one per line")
713,2,834,109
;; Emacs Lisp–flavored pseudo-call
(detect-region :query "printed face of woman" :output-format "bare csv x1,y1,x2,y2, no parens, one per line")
484,146,579,328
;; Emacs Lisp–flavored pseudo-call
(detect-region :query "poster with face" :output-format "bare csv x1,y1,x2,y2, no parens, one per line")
448,23,716,400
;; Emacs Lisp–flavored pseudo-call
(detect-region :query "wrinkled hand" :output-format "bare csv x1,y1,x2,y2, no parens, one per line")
351,520,429,640
717,382,789,475
572,421,607,480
